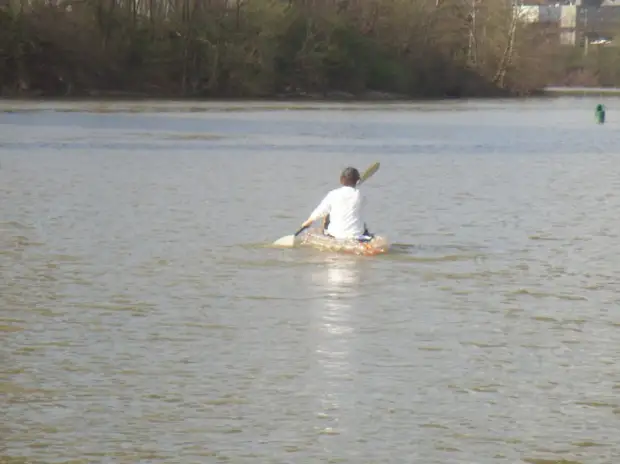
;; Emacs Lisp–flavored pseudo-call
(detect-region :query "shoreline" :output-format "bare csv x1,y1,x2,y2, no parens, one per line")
0,87,617,109
542,86,620,97
0,88,517,103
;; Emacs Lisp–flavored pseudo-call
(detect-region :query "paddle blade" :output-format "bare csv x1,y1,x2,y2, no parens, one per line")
359,161,380,185
272,234,298,247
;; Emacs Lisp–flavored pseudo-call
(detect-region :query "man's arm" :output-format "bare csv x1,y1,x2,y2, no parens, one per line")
301,192,332,228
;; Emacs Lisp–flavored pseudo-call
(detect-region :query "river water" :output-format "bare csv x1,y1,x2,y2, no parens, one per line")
1,98,620,464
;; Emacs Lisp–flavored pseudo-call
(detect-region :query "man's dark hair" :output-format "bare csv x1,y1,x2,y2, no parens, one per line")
340,167,360,186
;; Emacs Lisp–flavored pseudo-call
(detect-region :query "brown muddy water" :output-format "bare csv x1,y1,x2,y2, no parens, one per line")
1,98,620,464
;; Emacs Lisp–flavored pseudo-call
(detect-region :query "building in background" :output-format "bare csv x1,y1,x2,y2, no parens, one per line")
517,0,620,46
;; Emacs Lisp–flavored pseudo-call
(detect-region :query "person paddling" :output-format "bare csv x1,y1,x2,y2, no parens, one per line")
299,167,373,241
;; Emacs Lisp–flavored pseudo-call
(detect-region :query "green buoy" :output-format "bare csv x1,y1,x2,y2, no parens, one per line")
595,104,606,124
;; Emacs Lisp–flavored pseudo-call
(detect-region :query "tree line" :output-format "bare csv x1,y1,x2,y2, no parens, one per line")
0,0,566,98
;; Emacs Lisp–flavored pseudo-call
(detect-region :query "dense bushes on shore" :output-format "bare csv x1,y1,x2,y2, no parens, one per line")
0,0,562,98
554,43,620,88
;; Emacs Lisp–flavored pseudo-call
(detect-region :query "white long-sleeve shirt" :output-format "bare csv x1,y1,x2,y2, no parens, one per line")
308,186,366,239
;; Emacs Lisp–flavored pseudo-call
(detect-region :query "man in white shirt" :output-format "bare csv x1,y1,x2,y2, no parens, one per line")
299,167,372,241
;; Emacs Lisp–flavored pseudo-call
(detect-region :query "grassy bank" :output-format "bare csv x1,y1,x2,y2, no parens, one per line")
0,0,560,99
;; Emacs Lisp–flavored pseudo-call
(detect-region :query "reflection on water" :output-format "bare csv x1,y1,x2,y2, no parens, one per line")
310,257,363,450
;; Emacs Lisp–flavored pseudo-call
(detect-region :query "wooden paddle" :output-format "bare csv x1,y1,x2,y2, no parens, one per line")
273,161,380,247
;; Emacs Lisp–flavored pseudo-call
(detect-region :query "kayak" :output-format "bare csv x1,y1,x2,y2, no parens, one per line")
298,228,390,256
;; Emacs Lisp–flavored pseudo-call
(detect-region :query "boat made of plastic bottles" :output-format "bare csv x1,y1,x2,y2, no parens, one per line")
298,228,390,256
